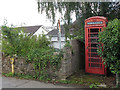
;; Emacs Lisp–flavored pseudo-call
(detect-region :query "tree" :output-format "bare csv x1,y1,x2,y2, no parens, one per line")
98,19,120,87
37,1,120,23
37,1,120,42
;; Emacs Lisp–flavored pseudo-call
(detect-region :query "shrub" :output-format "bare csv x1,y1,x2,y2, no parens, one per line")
2,25,63,79
98,18,120,87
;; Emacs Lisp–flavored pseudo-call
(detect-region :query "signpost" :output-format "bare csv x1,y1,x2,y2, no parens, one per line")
58,19,61,49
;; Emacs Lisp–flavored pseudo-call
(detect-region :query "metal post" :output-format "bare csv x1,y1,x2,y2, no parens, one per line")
10,58,14,74
58,19,61,49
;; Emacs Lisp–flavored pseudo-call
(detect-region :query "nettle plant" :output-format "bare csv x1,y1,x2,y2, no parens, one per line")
2,25,63,79
97,19,120,87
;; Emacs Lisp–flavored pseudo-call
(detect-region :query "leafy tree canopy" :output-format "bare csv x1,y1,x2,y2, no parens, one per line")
38,1,120,24
37,1,120,42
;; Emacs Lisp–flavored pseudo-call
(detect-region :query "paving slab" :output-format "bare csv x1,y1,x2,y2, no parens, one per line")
2,76,29,88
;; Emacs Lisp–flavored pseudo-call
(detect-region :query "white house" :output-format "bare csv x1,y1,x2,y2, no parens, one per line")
18,25,49,36
17,25,72,49
47,25,70,49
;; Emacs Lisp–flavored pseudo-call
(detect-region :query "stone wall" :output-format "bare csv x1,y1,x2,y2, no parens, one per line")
58,39,85,79
57,47,73,79
2,39,85,80
71,39,85,71
2,56,35,75
2,56,56,78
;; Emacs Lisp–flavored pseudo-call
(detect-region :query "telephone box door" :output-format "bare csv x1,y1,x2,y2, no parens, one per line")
85,27,106,75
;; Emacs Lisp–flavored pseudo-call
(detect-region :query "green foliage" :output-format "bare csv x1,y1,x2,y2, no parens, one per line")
38,2,96,23
38,2,120,23
98,19,120,74
64,40,71,48
2,72,15,77
70,25,85,43
27,48,62,78
38,2,120,43
2,25,63,79
16,73,33,79
2,72,34,79
89,83,98,88
57,80,83,84
63,21,85,42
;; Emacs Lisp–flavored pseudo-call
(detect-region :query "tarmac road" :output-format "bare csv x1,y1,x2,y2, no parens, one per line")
1,76,73,88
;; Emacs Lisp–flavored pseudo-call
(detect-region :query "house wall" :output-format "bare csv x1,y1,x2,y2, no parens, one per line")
51,36,66,41
49,36,70,49
33,27,48,37
51,41,65,49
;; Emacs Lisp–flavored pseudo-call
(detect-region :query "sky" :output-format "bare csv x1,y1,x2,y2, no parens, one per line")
0,0,76,27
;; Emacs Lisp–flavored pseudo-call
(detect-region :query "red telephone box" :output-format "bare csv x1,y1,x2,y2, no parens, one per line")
85,16,108,75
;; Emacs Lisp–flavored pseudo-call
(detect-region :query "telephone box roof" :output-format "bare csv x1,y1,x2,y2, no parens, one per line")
85,16,108,22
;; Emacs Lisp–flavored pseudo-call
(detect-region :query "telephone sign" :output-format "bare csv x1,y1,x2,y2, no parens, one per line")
87,21,103,25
